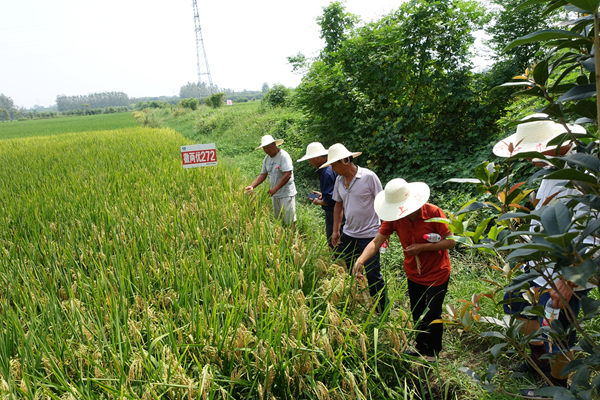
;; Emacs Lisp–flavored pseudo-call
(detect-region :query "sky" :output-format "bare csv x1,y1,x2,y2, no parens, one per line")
1,0,405,108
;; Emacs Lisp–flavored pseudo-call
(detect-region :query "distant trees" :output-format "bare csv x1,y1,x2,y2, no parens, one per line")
56,92,130,112
0,94,17,120
179,82,217,99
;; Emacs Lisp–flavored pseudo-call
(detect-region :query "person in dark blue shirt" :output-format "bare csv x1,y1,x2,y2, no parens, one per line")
297,142,342,247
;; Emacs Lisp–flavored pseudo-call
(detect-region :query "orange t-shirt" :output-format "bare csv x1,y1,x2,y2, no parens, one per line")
379,203,451,286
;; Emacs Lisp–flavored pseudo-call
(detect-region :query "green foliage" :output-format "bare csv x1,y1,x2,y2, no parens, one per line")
262,84,291,108
178,97,200,110
295,0,497,188
0,112,139,140
317,1,358,60
56,92,130,112
0,108,9,121
205,92,225,109
446,2,600,396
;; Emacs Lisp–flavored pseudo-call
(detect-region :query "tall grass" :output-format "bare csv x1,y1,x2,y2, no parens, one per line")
0,126,473,399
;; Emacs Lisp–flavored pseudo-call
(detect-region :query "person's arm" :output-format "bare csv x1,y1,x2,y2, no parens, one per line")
268,170,292,196
353,233,389,277
404,239,455,255
245,173,267,193
331,200,343,247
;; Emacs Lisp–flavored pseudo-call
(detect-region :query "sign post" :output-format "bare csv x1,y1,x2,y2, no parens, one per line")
181,143,218,168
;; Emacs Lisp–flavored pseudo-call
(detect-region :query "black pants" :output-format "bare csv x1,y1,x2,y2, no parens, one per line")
336,233,387,312
407,279,449,356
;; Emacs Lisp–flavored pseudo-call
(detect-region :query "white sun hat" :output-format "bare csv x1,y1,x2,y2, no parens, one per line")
374,178,430,221
297,142,328,162
255,134,284,150
319,143,362,169
493,113,586,157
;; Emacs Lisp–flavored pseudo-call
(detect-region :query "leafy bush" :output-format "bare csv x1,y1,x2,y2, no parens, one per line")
262,84,290,107
205,92,225,109
179,97,200,110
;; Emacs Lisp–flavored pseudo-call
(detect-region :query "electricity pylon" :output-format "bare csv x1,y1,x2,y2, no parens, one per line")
192,0,214,95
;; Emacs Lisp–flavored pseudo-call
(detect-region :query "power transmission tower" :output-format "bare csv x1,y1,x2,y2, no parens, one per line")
192,0,214,96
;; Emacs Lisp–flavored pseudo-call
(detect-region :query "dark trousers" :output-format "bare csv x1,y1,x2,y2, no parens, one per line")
407,279,449,356
336,233,387,312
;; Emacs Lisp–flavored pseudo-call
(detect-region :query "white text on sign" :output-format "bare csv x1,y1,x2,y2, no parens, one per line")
181,143,218,168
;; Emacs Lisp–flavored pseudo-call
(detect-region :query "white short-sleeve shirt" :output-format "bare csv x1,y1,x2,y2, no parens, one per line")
261,149,297,198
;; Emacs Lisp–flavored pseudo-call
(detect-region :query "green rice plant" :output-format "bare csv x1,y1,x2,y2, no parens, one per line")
0,126,457,399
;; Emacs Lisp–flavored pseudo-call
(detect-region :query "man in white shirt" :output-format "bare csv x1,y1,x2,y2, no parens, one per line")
246,135,297,226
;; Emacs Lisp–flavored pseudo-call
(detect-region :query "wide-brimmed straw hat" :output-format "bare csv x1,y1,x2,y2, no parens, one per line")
319,143,362,169
493,113,586,157
374,178,430,221
255,134,284,150
297,142,328,162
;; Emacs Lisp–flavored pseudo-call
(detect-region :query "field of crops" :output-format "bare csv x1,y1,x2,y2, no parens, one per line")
0,112,137,140
0,122,456,399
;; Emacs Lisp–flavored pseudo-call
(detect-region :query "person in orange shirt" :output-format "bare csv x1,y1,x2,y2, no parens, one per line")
354,178,455,357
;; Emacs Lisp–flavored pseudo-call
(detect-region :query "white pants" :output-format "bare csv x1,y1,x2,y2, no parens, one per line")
272,196,296,225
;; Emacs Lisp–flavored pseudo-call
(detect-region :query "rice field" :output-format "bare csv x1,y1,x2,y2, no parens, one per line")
0,112,137,140
0,126,432,399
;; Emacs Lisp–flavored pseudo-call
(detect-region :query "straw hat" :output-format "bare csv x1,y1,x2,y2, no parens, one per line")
493,113,586,157
374,178,430,221
319,143,362,168
297,142,328,162
255,134,284,150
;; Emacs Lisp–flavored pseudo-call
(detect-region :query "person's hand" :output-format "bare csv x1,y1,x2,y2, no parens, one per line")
404,243,427,256
353,260,364,279
245,185,254,194
331,231,340,247
268,187,277,197
551,279,574,308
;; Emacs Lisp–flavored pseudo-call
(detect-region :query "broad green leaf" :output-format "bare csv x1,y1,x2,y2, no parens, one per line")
473,216,493,243
545,231,579,247
533,59,549,85
564,153,600,172
488,343,507,359
544,168,598,183
536,386,577,399
447,235,474,246
540,203,571,235
456,201,493,216
557,83,596,102
497,212,532,221
505,30,585,52
560,260,598,286
425,217,449,224
580,289,600,320
568,0,600,12
505,248,539,262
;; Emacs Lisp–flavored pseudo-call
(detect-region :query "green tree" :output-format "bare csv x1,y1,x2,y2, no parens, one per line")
205,92,225,108
262,84,290,107
317,1,358,62
0,94,16,120
294,0,491,187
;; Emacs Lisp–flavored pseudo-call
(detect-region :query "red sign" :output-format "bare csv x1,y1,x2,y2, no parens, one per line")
181,143,217,168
